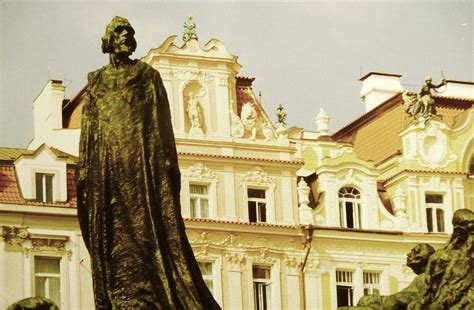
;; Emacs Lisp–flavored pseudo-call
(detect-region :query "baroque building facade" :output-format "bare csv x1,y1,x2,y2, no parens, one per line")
1,28,473,309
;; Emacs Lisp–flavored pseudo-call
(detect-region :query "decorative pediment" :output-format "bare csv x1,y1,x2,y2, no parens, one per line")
242,167,275,185
182,163,217,180
147,35,238,61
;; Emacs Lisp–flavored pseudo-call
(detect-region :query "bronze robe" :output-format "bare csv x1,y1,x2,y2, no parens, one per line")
77,60,220,309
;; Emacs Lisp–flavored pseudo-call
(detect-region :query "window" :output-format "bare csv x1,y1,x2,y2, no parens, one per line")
338,187,361,229
248,189,267,223
35,173,54,202
363,272,380,296
198,261,214,294
425,194,445,232
34,257,61,307
336,270,354,307
253,266,271,310
190,184,209,218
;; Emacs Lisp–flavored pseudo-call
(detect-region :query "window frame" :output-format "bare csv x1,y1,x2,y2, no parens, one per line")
27,251,69,309
181,168,218,219
425,193,445,233
189,183,211,219
252,265,272,310
338,187,362,229
34,172,55,203
362,271,381,296
247,188,268,223
335,269,355,307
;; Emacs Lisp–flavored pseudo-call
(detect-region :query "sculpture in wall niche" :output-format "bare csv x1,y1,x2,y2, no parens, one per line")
186,91,204,133
344,208,473,310
183,81,207,134
241,102,258,139
403,76,446,122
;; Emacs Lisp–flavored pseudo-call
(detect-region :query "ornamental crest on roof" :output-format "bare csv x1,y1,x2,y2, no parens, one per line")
183,15,198,43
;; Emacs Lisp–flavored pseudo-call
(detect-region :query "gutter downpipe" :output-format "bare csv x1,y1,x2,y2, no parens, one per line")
300,225,315,310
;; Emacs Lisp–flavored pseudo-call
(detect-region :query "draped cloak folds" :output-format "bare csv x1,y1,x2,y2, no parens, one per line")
76,60,220,309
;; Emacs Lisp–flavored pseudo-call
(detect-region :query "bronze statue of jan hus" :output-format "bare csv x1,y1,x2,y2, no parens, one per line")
76,16,220,309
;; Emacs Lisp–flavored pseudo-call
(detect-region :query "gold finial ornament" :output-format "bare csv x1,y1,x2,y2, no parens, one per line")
183,15,198,42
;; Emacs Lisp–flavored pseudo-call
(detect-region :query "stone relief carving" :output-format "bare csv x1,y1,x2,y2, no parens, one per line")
262,122,275,141
183,163,217,180
242,166,276,185
241,102,258,140
2,226,28,250
417,122,456,168
230,110,245,138
177,70,214,83
27,236,72,259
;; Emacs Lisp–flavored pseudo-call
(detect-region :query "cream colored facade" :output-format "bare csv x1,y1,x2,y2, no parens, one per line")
1,32,473,310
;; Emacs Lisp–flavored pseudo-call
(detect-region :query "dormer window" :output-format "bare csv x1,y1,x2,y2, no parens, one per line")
338,187,362,229
35,173,54,202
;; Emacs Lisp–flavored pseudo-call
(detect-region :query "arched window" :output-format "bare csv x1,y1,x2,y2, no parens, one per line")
338,187,362,229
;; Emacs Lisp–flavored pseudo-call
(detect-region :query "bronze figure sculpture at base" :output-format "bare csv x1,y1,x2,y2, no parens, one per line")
343,208,474,310
76,16,220,309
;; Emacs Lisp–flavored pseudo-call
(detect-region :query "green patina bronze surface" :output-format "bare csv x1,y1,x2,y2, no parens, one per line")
344,209,473,310
76,16,220,309
7,297,58,310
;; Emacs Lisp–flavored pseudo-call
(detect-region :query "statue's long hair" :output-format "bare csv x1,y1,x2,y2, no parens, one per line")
101,16,137,54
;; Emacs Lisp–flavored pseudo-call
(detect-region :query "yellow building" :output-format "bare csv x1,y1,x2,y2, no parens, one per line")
1,28,473,309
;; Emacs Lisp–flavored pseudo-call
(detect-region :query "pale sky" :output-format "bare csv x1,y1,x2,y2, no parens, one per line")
1,0,472,149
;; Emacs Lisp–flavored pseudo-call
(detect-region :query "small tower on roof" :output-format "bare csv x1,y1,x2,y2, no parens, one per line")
183,15,198,42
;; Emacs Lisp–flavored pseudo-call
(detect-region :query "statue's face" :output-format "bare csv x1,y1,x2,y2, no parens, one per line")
112,25,135,56
406,244,429,273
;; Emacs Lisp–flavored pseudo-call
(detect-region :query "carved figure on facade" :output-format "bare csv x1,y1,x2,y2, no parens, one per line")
241,102,258,139
403,76,446,122
183,163,217,180
2,226,28,250
243,166,275,184
186,90,206,134
183,15,198,43
230,110,245,138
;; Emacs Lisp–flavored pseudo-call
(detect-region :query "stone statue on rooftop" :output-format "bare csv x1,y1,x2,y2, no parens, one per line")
403,76,446,122
183,15,198,42
276,103,287,127
76,16,220,309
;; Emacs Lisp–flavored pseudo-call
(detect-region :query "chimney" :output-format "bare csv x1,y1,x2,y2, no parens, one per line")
436,80,474,99
360,72,403,112
33,80,65,140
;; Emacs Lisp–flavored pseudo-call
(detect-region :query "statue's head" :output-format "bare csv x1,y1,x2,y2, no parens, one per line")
426,76,433,82
450,208,474,247
406,243,435,275
101,16,137,56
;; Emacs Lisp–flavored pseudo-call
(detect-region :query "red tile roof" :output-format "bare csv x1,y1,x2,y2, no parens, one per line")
332,94,472,165
0,164,77,208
